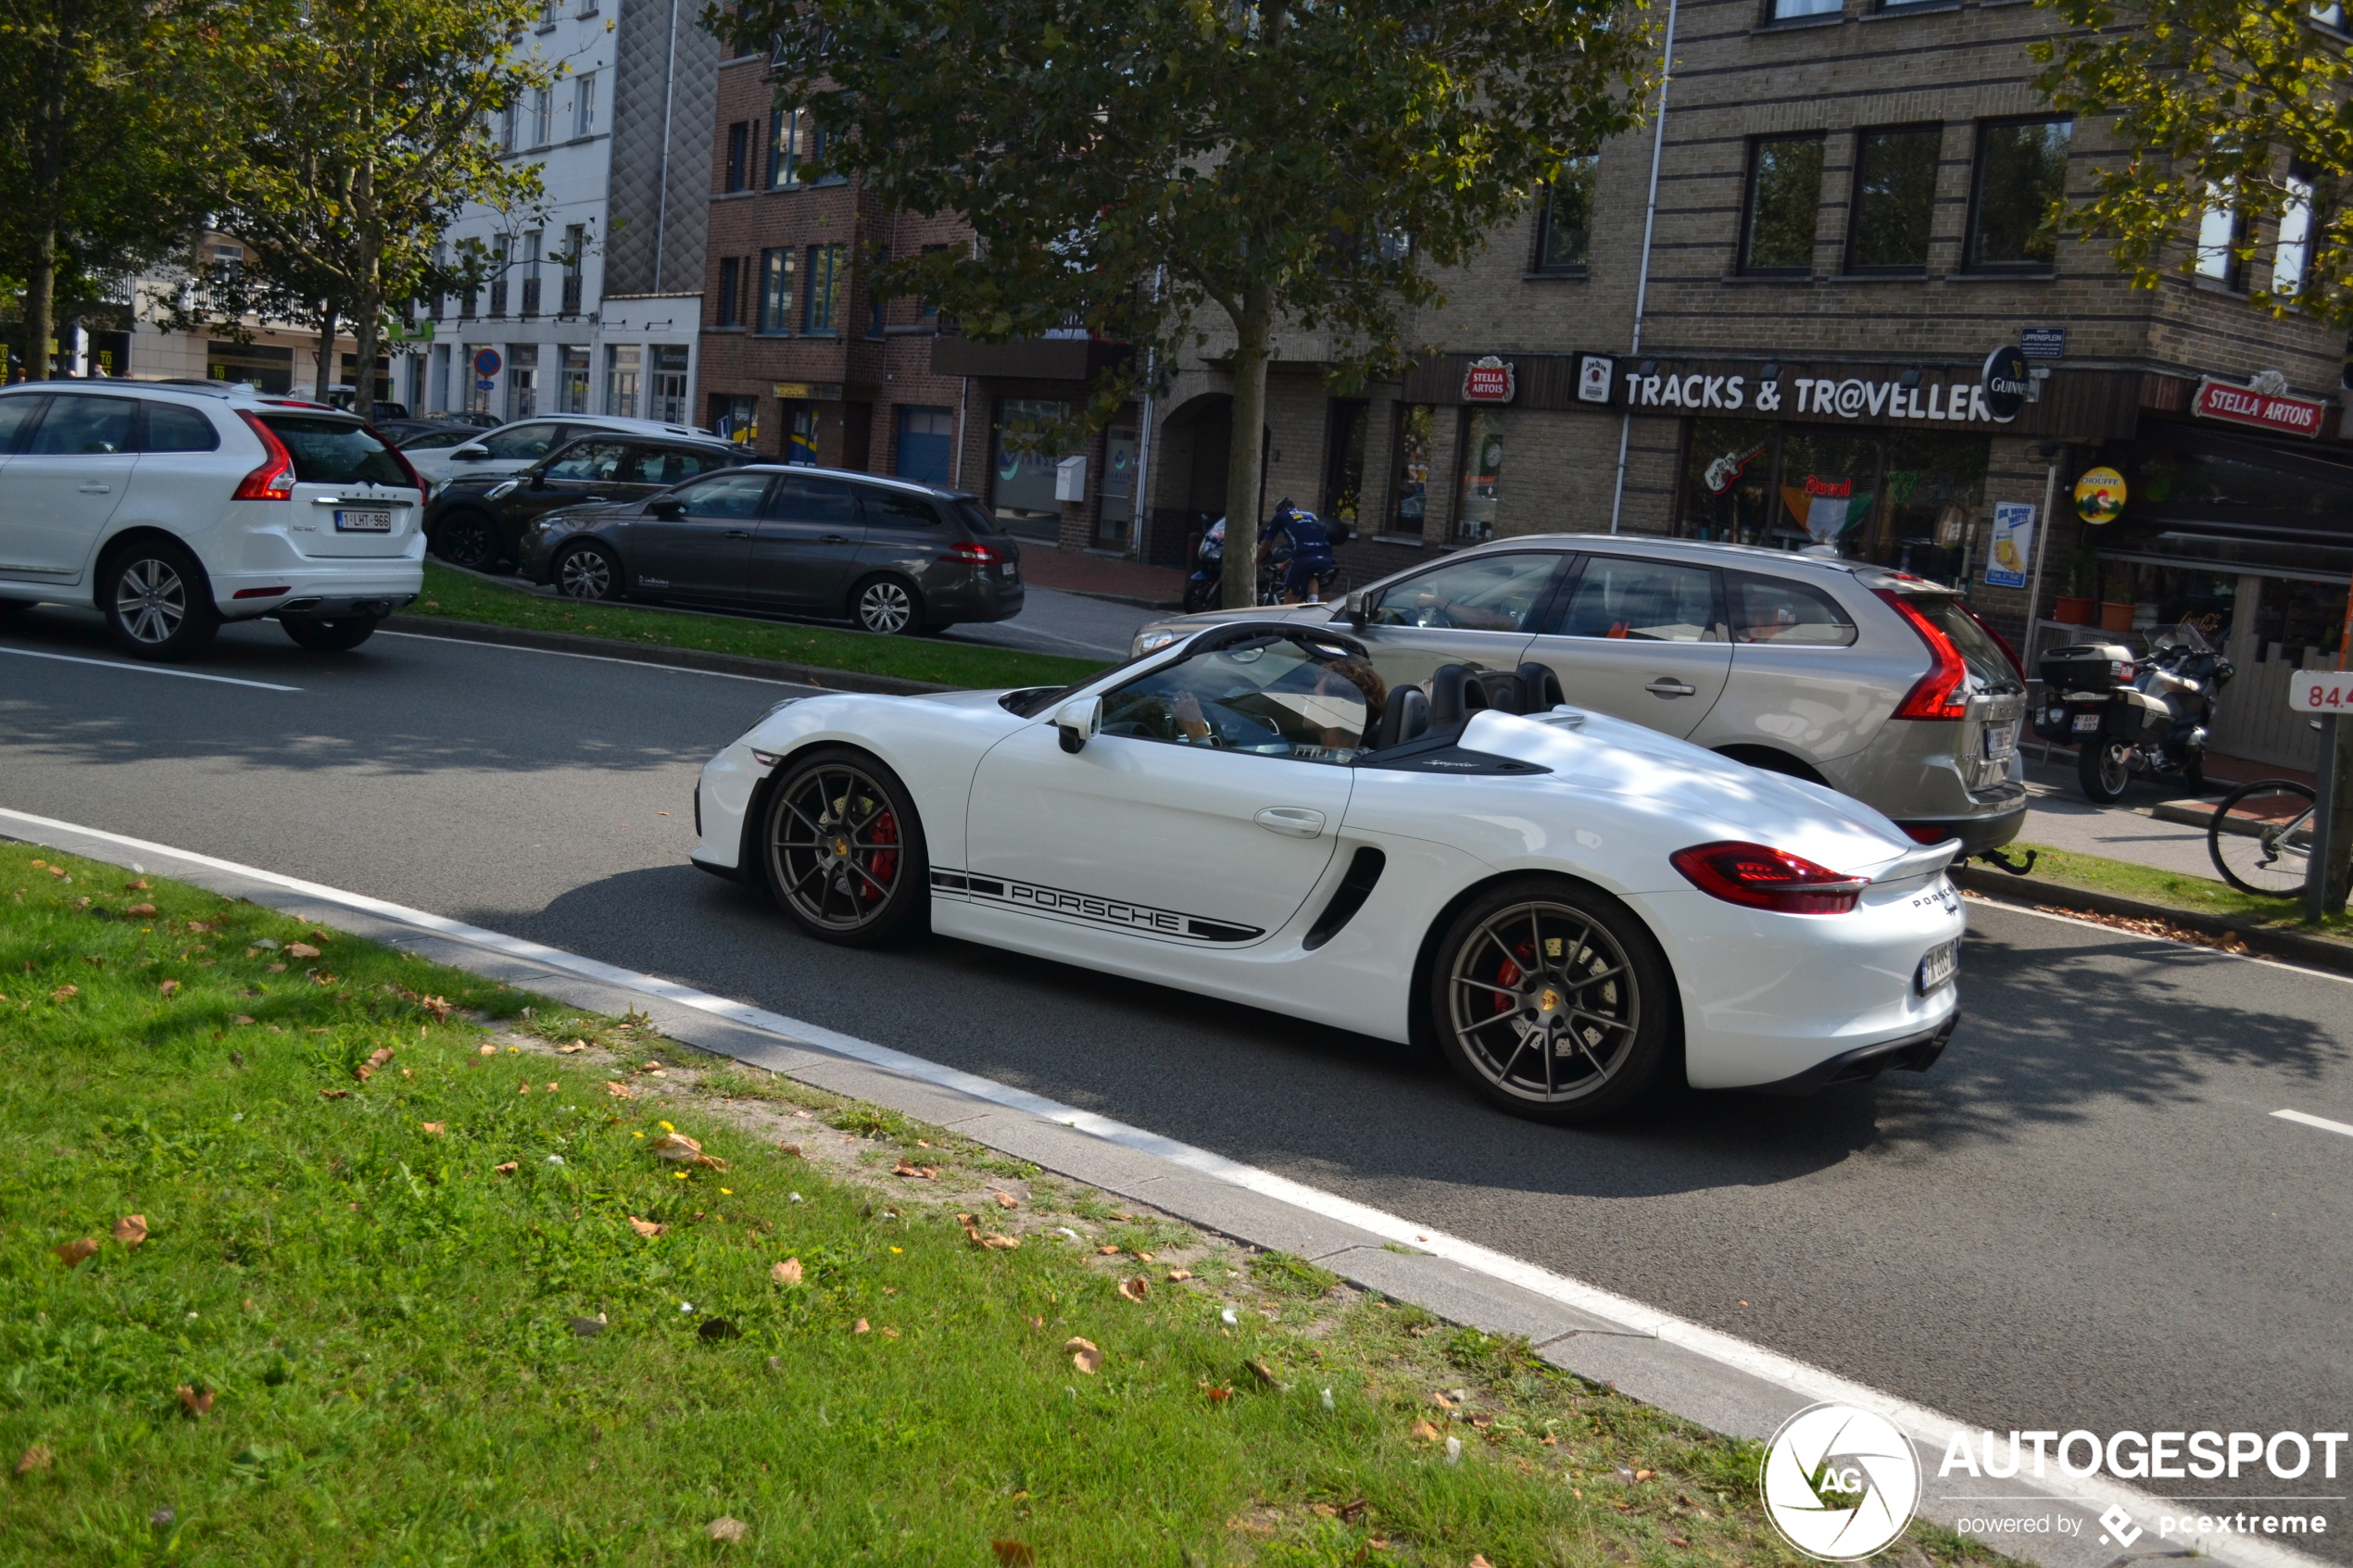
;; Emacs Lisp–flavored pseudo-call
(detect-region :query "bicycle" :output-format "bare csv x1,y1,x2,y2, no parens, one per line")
2206,777,2316,897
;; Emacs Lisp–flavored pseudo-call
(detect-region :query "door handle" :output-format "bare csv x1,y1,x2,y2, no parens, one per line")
78,483,111,495
818,533,849,544
583,495,607,504
1644,678,1697,697
1254,807,1326,839
724,529,753,539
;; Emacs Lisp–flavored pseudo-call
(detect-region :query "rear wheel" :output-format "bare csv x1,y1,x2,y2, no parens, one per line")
434,510,498,569
2077,738,2132,803
0,597,33,622
851,575,921,636
553,542,623,601
280,616,379,652
2208,779,2316,897
101,540,219,660
1427,877,1677,1123
761,747,930,945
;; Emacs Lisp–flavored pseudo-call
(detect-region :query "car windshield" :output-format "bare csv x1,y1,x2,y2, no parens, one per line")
257,414,411,486
1100,634,1384,762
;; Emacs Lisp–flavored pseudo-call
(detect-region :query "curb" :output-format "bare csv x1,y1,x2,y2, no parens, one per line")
383,615,957,696
1953,864,2353,976
1044,585,1184,611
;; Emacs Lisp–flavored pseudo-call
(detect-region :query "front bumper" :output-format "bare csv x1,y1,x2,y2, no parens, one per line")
1749,1010,1960,1095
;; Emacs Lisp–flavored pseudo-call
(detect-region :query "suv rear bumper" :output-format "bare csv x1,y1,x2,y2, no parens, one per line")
213,566,423,621
1892,794,2025,857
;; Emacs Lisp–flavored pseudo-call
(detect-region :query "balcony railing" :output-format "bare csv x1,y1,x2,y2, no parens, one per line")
560,276,582,315
489,280,509,317
522,277,541,318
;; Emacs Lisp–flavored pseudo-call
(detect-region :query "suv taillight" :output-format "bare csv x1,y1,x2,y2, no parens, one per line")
944,542,1002,566
1875,590,1969,721
1670,841,1868,915
233,411,296,500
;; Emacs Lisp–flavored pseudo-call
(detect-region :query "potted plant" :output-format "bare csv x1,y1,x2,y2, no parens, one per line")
2054,545,2096,624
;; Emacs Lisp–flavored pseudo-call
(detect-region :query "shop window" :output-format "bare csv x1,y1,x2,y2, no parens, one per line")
1532,158,1596,273
1845,125,1941,274
991,397,1068,532
2275,171,2316,295
1455,409,1506,543
805,245,844,332
712,393,760,446
651,345,689,424
506,343,538,420
604,345,640,418
560,345,589,413
724,121,749,192
1966,118,2070,270
895,405,953,484
1388,403,1436,536
1768,0,1840,18
1680,420,1781,547
1875,431,1987,581
758,247,794,333
716,257,741,326
2253,577,2347,661
785,405,820,465
1777,428,1881,551
1742,135,1825,275
1321,399,1367,532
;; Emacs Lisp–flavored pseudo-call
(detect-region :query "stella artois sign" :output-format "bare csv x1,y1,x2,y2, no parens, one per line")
1463,355,1516,404
2191,372,2326,438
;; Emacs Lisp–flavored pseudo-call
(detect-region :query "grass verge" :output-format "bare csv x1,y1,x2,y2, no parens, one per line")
0,840,2009,1567
2007,840,2353,942
407,560,1109,692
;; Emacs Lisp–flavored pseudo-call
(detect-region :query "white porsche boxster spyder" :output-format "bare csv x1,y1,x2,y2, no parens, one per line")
690,621,1964,1123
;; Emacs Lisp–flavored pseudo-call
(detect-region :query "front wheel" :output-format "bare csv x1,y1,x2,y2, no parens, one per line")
553,542,623,601
761,747,930,945
1427,877,1678,1123
851,576,921,636
102,541,219,660
2077,738,2132,803
280,616,378,652
2208,779,2316,897
434,511,499,570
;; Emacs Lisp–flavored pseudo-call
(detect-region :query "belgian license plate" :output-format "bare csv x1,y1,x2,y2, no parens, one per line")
2072,712,2101,734
334,508,393,533
1982,721,2017,759
1000,562,1017,578
1916,938,1959,995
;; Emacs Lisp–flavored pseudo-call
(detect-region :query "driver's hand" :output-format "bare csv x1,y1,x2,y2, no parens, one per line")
1173,690,1212,741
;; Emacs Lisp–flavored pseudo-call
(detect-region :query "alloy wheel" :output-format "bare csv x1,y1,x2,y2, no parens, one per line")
556,546,614,599
857,581,913,635
114,557,186,646
2098,744,2132,797
1444,900,1641,1106
767,763,907,932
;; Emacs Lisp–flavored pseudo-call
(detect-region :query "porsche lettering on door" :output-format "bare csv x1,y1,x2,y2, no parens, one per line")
929,870,1263,943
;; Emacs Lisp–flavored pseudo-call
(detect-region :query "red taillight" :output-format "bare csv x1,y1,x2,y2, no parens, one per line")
1901,823,1957,845
233,411,296,500
1670,841,1868,915
1875,590,1969,721
366,422,428,495
944,542,1001,566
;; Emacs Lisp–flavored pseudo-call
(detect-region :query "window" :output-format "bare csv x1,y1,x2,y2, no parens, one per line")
805,245,844,332
507,343,537,419
461,344,493,415
991,397,1068,527
1321,399,1367,530
1101,638,1381,762
785,405,820,465
637,445,728,485
2275,171,2315,295
768,108,796,186
561,225,585,314
859,486,942,529
651,345,689,424
1549,558,1723,642
772,472,859,524
605,345,639,417
253,414,409,485
1680,420,1780,546
560,345,589,413
481,420,565,461
532,86,552,147
488,236,510,317
499,100,518,153
1770,0,1840,18
1676,421,1988,584
1967,118,2070,270
545,439,630,482
211,243,244,285
573,71,596,137
724,121,749,192
1846,125,1941,273
1727,572,1857,646
671,470,774,518
712,393,760,445
1370,551,1561,633
2195,186,2244,286
522,231,543,316
717,257,742,326
1389,404,1436,535
1455,409,1505,542
1532,157,1596,272
895,405,953,484
141,403,220,453
758,247,794,332
1742,135,1824,273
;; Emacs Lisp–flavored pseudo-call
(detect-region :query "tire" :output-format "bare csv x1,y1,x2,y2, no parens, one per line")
1427,876,1678,1124
851,575,922,636
280,616,379,652
2179,753,2205,795
1182,578,1214,615
101,540,219,660
2077,738,2132,803
760,746,930,945
434,510,499,570
553,542,623,601
2208,779,2316,897
0,597,33,622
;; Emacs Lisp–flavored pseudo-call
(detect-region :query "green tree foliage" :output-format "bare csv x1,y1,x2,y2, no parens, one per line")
2033,0,2353,322
728,0,1655,606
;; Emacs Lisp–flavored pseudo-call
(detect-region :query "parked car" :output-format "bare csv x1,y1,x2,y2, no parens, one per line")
321,387,409,420
420,409,504,430
425,431,756,570
512,464,1026,635
1131,535,2029,853
401,413,711,490
689,622,1966,1123
0,379,424,658
375,419,477,447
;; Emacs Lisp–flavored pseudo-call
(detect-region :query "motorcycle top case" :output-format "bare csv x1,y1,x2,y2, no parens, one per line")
2039,643,2136,694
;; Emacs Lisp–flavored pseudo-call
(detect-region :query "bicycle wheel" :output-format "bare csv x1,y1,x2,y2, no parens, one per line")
2208,779,2317,897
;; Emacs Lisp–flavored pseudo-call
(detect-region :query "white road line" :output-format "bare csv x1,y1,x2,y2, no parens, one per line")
2272,1108,2353,1139
1962,893,2353,986
0,644,300,691
376,629,811,684
0,802,2331,1568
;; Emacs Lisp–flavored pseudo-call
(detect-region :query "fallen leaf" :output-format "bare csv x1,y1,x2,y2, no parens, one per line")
266,962,286,973
1066,1336,1102,1374
979,1234,1020,1250
286,943,321,960
494,1160,519,1175
627,1215,665,1236
52,1238,98,1271
853,1318,870,1335
1540,1435,1558,1447
891,1158,938,1180
1410,1420,1442,1441
879,1326,900,1339
603,1080,638,1098
356,1047,395,1081
516,1080,531,1095
771,1258,803,1286
1668,1537,1692,1549
49,984,79,1002
777,1141,802,1157
990,1542,1035,1567
112,1215,147,1248
1634,1468,1655,1482
1340,1498,1369,1524
318,1088,351,1100
1098,1244,1122,1256
1137,1251,1153,1262
993,1191,1018,1209
14,1444,52,1474
1247,1358,1278,1387
233,1014,255,1025
648,1132,704,1162
418,995,453,1021
421,1122,446,1137
546,1082,557,1093
1201,1382,1232,1403
1469,1556,1495,1568
559,1040,590,1053
707,1515,749,1544
126,902,157,917
1116,1276,1150,1303
125,878,150,890
175,1386,213,1418
1430,1390,1458,1409
1166,1268,1194,1282
1468,1411,1496,1429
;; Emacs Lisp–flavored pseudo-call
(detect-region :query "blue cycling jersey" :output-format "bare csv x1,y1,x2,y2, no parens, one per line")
1270,508,1332,560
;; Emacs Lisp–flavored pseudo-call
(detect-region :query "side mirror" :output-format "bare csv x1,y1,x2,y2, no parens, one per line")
452,444,489,460
648,496,687,520
528,470,549,490
1342,589,1369,629
1053,696,1101,754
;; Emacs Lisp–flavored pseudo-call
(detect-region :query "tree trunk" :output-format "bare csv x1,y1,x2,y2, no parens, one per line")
1219,280,1273,610
25,226,57,381
315,304,338,401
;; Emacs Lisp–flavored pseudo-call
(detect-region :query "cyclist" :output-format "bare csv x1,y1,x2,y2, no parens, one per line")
1257,499,1338,604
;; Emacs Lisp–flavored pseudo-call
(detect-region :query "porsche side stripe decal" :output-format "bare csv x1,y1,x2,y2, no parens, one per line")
929,869,1264,944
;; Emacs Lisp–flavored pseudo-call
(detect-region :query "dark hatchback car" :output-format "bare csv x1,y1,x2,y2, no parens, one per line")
425,432,752,570
513,464,1025,635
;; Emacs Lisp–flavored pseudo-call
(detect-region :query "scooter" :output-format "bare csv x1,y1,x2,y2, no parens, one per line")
1181,517,1226,614
2032,620,2234,803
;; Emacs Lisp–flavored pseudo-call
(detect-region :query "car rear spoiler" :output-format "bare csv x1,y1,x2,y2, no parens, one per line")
1869,839,1963,885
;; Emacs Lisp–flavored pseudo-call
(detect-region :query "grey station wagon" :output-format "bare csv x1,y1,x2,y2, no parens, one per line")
1132,535,2028,853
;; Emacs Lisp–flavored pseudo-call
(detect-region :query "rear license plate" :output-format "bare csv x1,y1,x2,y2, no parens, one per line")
334,509,393,533
1982,721,2017,759
1000,562,1017,578
1915,938,1959,995
2071,712,2101,734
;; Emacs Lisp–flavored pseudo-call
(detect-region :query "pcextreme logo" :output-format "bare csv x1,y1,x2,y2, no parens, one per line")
1761,1403,1923,1562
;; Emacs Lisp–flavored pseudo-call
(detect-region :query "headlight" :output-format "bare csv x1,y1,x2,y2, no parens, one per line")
486,479,520,500
1132,628,1182,656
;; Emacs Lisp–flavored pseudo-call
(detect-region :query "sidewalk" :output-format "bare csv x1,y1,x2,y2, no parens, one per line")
2018,757,2222,881
1014,545,1186,608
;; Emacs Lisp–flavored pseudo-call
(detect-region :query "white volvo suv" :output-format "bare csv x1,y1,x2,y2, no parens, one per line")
0,380,425,658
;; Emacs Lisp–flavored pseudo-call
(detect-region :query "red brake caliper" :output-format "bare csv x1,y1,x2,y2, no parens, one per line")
864,810,900,899
1491,943,1534,1016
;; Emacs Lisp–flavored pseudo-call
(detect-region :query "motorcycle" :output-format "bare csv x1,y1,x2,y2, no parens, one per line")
2032,620,2234,803
1181,517,1227,614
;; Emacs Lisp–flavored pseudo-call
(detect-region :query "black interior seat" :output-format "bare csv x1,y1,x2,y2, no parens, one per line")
1515,661,1566,711
1427,664,1490,727
1372,685,1430,749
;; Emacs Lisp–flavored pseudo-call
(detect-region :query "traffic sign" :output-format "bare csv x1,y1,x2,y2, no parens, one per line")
2291,671,2353,711
472,347,502,378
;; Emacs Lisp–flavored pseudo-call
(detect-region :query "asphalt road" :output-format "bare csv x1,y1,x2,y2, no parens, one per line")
7,608,2351,1548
